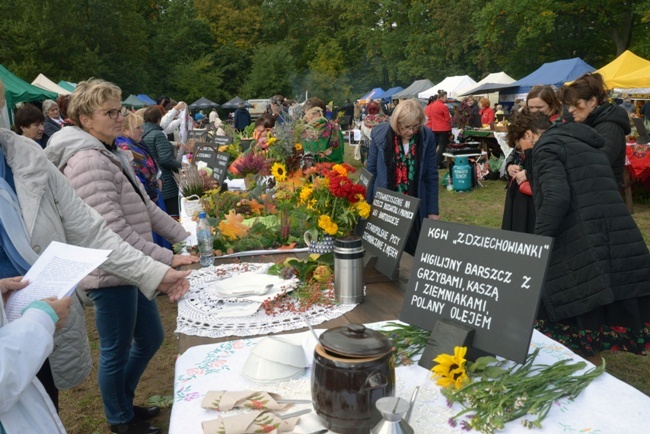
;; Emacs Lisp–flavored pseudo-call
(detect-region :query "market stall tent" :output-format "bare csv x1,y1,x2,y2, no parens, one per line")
457,71,516,96
0,64,57,123
419,75,477,99
122,94,145,109
220,96,252,109
358,87,385,104
495,57,595,101
593,50,650,90
137,94,156,106
392,79,434,100
381,86,404,101
31,73,71,95
189,97,220,110
57,80,76,92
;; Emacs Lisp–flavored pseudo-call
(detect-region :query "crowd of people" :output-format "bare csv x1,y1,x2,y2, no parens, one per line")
1,71,650,434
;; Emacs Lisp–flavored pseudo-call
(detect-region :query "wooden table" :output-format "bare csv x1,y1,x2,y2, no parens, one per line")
176,253,414,354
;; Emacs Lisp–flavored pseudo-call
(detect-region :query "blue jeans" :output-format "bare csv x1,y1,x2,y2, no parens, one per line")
88,285,164,424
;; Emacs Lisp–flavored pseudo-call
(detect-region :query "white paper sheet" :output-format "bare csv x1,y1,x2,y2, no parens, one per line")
5,241,111,321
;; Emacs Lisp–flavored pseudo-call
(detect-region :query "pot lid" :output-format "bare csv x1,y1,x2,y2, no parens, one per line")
319,323,392,358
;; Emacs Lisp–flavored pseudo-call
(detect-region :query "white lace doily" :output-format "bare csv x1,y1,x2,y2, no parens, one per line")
176,263,358,338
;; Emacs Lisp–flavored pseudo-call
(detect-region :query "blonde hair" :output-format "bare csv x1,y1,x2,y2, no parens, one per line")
389,99,425,133
68,78,122,127
123,112,144,136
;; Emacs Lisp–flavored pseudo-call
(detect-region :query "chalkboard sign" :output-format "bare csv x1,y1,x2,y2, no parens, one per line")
211,135,234,147
357,168,374,189
189,130,208,142
361,188,419,278
400,219,553,363
194,144,230,186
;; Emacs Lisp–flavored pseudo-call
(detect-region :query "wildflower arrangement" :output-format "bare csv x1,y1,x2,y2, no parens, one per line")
173,163,217,198
297,163,370,238
378,322,430,366
432,347,606,433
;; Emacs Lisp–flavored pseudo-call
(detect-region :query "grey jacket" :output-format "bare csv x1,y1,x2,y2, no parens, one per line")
1,128,171,389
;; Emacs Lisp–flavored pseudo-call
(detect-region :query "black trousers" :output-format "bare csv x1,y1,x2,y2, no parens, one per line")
433,131,450,168
36,358,59,412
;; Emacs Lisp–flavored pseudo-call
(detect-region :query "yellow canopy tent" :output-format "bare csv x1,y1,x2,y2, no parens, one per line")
610,64,650,90
595,50,650,89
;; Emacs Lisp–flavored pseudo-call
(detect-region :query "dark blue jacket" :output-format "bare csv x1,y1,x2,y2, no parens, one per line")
365,122,439,220
234,108,251,131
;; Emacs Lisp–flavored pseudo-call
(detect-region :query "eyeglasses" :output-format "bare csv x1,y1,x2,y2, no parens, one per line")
399,124,419,132
96,109,123,120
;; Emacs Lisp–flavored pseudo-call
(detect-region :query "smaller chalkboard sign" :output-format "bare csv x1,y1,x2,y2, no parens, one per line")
194,144,231,186
189,130,208,142
361,188,419,279
400,219,553,363
211,135,234,147
357,168,374,189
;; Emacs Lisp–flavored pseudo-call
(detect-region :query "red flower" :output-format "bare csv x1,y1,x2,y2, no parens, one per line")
329,175,353,198
610,326,627,334
347,184,366,203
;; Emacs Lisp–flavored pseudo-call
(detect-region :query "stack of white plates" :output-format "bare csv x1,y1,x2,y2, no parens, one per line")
242,337,309,384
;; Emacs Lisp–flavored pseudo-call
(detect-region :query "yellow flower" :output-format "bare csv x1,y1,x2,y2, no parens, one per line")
294,143,303,151
332,164,347,177
271,162,288,182
318,215,338,235
431,346,469,390
356,200,371,219
300,185,313,203
267,137,277,146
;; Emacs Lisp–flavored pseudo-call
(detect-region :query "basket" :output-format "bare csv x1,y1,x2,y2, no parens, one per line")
493,125,508,132
182,195,204,218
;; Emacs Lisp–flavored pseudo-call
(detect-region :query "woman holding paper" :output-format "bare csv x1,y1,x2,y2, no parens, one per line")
506,109,650,359
45,78,198,434
0,276,71,433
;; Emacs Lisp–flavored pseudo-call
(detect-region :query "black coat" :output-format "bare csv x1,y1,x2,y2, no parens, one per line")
531,121,650,321
583,103,630,187
234,107,251,131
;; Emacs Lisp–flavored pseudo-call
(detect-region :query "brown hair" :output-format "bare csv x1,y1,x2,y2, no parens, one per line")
557,72,608,106
14,104,45,135
255,113,275,129
304,97,326,114
56,95,71,118
506,108,552,147
143,105,164,124
367,101,381,115
526,85,562,116
68,78,121,127
479,97,491,109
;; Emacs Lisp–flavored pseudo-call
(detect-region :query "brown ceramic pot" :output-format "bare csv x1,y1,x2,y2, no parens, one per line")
311,324,395,434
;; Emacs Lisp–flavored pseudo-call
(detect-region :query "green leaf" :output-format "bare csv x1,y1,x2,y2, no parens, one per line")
483,366,507,378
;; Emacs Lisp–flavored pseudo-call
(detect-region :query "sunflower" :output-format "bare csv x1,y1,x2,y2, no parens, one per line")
431,346,469,389
271,162,288,182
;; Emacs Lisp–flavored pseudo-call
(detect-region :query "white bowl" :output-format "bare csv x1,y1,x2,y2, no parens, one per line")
250,336,309,368
242,353,305,384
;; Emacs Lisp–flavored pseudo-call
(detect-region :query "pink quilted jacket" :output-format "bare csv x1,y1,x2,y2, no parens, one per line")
46,126,188,290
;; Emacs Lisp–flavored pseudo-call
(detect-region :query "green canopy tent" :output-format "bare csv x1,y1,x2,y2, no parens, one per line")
57,80,76,93
122,94,145,109
0,64,57,123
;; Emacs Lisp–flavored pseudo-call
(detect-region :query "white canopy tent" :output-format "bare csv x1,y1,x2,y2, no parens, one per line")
457,71,516,97
418,75,477,99
31,73,71,95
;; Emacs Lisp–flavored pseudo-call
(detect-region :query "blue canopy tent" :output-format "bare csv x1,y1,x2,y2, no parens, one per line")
137,94,156,106
358,87,385,103
492,58,595,101
381,86,404,102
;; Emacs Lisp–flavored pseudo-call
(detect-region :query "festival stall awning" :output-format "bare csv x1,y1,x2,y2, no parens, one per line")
419,75,477,99
392,79,434,100
0,64,57,123
594,50,650,90
494,57,595,101
358,87,385,104
57,80,76,92
189,97,220,110
458,72,516,97
137,94,156,105
381,86,404,101
31,73,71,95
220,96,252,109
122,94,145,109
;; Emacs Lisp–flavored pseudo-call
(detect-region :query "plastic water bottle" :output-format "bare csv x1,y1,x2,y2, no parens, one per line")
196,212,214,267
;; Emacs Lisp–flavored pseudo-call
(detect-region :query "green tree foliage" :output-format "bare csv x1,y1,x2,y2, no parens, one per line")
0,0,650,107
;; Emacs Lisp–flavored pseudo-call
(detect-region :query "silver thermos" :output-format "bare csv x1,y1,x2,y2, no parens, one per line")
333,236,365,304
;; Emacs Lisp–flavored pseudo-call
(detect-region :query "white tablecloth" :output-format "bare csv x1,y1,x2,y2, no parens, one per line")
170,323,648,434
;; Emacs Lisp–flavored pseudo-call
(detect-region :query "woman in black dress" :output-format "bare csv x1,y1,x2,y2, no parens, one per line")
502,86,561,233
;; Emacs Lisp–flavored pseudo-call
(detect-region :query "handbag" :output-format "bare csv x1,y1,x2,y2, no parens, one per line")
518,180,532,196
